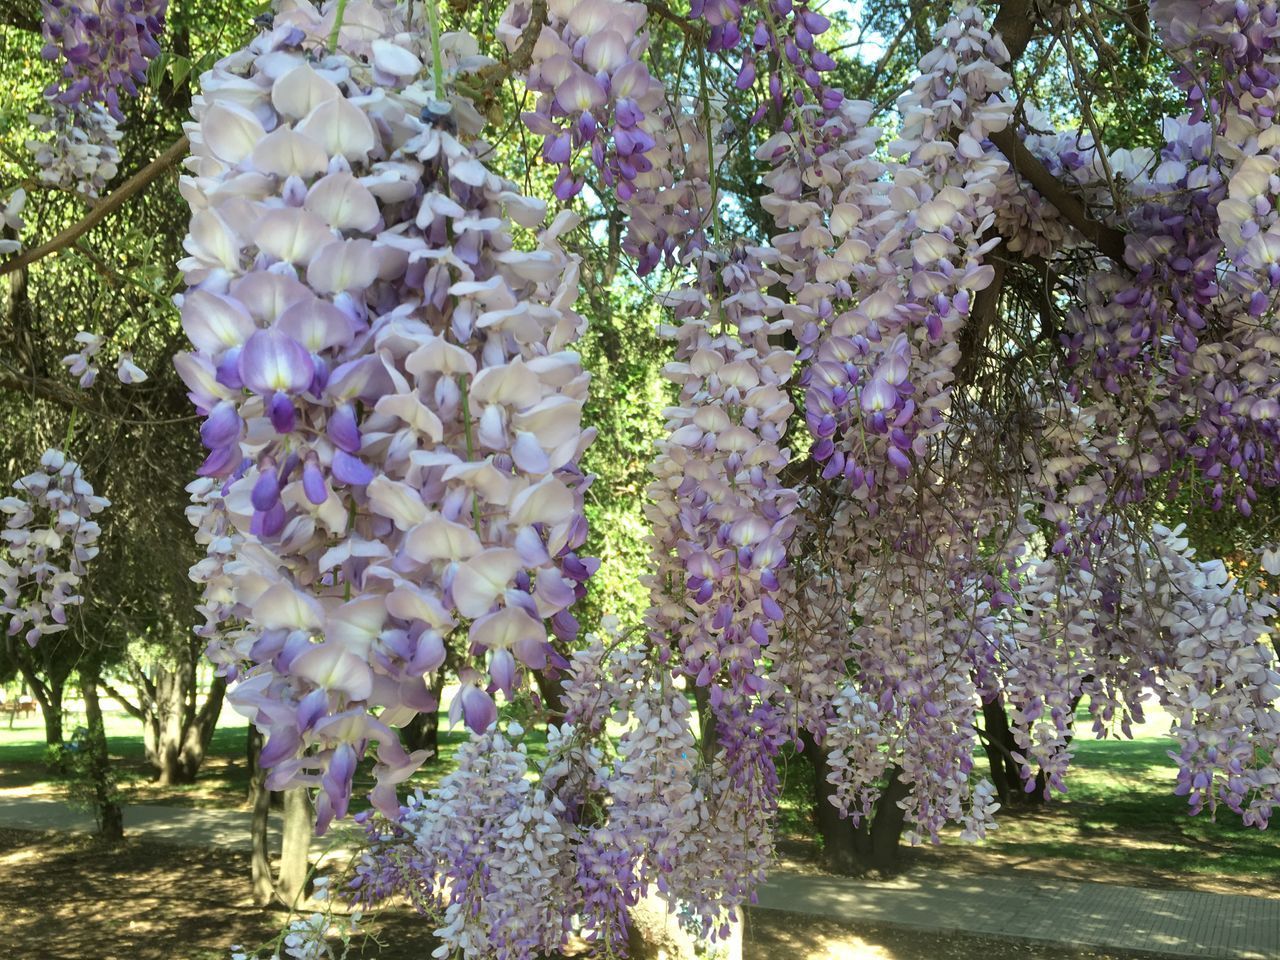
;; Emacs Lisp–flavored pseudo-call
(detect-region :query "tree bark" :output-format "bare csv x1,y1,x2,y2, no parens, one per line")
81,667,124,841
803,731,908,876
247,726,276,907
277,787,314,905
981,693,1044,806
246,726,314,906
112,647,226,785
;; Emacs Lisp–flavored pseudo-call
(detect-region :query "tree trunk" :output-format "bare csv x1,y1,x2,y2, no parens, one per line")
81,668,124,841
981,693,1043,806
116,646,227,785
277,787,314,905
247,726,314,907
40,678,64,747
803,731,908,876
850,767,910,876
247,726,276,906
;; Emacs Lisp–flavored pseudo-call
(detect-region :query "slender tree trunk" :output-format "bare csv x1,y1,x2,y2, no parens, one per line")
981,693,1041,806
247,726,276,906
81,668,124,841
277,787,314,905
849,767,910,875
803,731,908,876
40,678,64,748
247,726,313,906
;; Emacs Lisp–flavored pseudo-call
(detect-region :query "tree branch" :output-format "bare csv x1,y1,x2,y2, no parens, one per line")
100,679,146,723
0,134,189,279
468,0,547,91
988,0,1130,267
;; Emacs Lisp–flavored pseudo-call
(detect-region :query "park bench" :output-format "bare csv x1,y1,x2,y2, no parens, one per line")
1,700,37,719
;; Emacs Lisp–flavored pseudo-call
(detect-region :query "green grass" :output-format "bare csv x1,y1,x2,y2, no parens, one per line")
2,692,1277,886
963,709,1280,882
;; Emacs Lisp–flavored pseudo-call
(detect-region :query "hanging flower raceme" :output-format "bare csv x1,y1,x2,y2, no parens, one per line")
499,0,661,205
40,0,167,118
689,0,843,121
177,0,595,832
0,449,108,647
998,523,1280,826
26,1,166,198
26,102,123,198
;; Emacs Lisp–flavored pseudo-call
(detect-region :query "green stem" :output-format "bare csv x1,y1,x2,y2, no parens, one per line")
426,0,445,97
328,0,350,53
459,375,482,536
64,409,78,451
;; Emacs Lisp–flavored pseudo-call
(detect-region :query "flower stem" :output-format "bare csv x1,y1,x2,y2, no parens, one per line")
459,375,482,536
328,0,350,53
426,0,445,98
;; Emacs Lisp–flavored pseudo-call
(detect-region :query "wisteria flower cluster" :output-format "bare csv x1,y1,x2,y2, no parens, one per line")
40,0,167,119
177,0,595,832
60,330,148,386
499,0,660,204
0,449,108,648
24,1,167,198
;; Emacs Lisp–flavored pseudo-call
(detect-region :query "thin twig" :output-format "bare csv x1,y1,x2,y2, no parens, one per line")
0,134,189,279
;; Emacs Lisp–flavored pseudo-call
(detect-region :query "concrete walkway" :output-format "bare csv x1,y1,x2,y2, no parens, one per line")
756,870,1280,959
3,799,1278,959
0,798,358,861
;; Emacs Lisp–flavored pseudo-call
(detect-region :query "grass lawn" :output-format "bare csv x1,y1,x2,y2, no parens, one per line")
2,689,1277,896
773,697,1280,895
0,690,532,812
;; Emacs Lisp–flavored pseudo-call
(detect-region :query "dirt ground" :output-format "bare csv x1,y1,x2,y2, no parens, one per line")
1,828,1159,960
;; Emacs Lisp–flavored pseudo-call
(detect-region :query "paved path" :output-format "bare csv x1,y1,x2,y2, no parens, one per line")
3,799,1278,958
756,870,1280,959
0,798,357,862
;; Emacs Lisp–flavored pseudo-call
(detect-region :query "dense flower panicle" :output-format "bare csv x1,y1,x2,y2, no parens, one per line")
764,8,1010,514
0,450,108,647
688,0,844,122
177,0,596,832
367,729,580,960
41,0,167,119
499,0,661,205
26,103,123,198
1000,525,1280,826
26,1,166,199
504,0,711,274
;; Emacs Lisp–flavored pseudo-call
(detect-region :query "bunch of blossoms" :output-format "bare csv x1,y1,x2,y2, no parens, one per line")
502,0,798,923
26,1,166,197
176,0,595,831
998,523,1280,826
40,0,167,118
765,8,1009,513
1054,2,1280,522
497,0,660,204
501,0,703,275
26,103,123,197
185,478,252,679
768,499,856,737
0,450,108,648
360,726,580,960
61,330,148,387
689,0,842,119
817,436,1026,842
603,17,800,923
